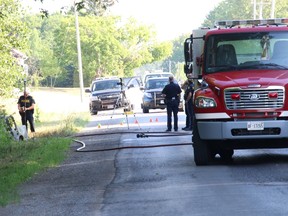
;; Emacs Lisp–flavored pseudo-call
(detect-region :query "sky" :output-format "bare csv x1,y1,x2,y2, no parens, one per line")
109,0,223,40
21,0,223,41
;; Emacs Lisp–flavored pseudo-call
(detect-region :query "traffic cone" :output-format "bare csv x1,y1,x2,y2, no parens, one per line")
134,119,138,124
155,118,159,122
97,123,101,128
150,118,153,122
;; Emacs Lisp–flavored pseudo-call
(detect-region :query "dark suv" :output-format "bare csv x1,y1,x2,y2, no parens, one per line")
141,77,183,113
141,77,169,113
85,77,130,115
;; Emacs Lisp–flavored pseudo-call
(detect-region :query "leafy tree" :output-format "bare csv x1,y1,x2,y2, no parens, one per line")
203,0,288,27
84,0,118,16
160,34,188,74
32,0,117,17
203,0,253,27
25,14,172,87
0,0,29,98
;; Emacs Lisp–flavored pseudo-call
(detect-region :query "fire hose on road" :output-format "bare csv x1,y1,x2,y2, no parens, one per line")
73,131,192,153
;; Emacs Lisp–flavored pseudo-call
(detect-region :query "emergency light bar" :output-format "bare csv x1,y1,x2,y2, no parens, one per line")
215,18,288,28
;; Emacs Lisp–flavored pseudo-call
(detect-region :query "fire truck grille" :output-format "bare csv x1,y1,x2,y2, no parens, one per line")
225,88,284,110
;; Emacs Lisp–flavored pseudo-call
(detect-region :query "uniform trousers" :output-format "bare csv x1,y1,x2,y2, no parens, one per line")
166,99,179,131
20,111,35,132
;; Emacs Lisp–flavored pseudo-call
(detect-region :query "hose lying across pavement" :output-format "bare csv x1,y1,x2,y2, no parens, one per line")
75,130,192,138
73,139,192,152
73,131,192,152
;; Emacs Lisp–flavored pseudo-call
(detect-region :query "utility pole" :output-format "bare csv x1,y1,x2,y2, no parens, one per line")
259,0,263,19
253,0,257,19
253,0,276,19
74,1,84,102
270,0,276,18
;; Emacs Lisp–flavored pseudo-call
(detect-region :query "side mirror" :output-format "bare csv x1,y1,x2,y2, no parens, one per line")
184,36,193,64
184,35,193,75
85,89,91,93
184,64,193,74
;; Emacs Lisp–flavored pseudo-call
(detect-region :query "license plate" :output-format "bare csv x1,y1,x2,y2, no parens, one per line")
247,121,264,131
107,105,114,109
160,100,165,104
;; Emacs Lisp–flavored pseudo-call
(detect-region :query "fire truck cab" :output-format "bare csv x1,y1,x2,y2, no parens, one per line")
184,18,288,165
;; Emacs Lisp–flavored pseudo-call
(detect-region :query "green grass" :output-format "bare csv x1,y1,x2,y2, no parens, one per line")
0,137,71,206
0,87,91,206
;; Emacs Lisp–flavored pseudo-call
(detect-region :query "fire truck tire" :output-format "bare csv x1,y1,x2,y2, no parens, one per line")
192,120,212,165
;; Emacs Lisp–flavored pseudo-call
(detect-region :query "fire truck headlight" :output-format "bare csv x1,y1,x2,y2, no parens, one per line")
195,97,216,108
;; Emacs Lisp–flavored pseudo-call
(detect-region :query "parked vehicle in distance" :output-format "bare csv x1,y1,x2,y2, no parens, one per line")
141,77,183,113
142,72,173,85
122,76,143,111
85,77,130,115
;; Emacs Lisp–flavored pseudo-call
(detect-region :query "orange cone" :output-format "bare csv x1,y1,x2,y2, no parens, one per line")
150,118,153,122
120,119,125,126
97,123,101,128
135,120,138,124
155,118,159,122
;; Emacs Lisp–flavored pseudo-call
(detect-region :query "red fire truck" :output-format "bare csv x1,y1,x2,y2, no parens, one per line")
184,18,288,165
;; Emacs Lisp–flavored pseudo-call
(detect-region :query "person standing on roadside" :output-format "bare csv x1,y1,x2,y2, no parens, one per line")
17,88,36,134
162,76,182,132
181,73,194,131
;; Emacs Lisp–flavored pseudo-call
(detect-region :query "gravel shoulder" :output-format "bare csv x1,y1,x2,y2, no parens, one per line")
0,127,121,216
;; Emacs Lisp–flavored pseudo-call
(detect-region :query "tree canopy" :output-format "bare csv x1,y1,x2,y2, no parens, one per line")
0,0,29,98
3,0,288,99
24,14,172,87
203,0,288,27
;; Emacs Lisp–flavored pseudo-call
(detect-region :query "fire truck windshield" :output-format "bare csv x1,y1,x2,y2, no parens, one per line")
205,31,288,73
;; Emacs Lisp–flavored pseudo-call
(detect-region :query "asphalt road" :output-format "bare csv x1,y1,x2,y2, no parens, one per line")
2,109,288,216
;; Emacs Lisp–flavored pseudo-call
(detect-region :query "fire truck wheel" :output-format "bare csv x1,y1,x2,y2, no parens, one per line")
192,120,212,165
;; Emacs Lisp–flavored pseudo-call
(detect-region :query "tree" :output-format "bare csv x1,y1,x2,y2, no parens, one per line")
0,0,29,98
32,0,117,17
25,14,172,87
159,34,188,78
84,0,118,16
203,0,288,27
203,0,253,27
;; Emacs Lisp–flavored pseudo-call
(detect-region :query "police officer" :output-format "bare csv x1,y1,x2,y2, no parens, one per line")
162,76,182,132
181,73,194,131
17,89,36,133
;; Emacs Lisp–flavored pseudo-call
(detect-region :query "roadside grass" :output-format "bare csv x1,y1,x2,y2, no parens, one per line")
0,88,90,206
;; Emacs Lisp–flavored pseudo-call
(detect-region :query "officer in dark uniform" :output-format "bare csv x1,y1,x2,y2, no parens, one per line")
181,73,194,131
162,76,182,132
17,89,36,133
